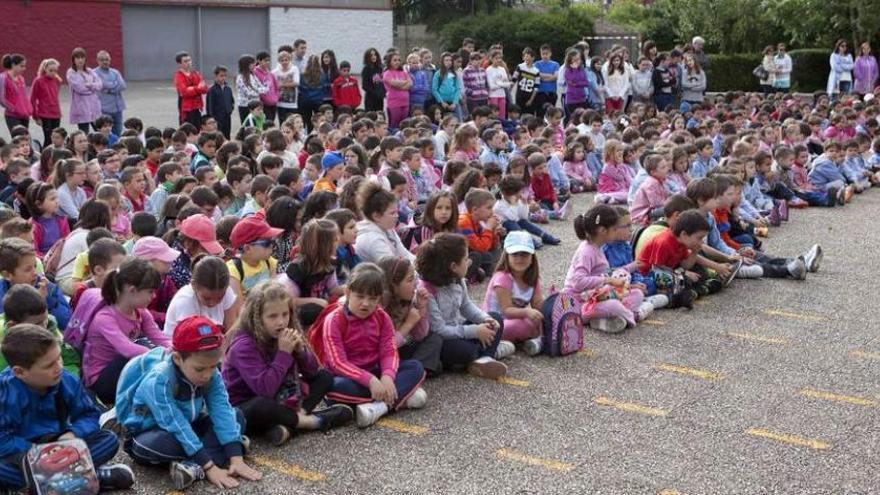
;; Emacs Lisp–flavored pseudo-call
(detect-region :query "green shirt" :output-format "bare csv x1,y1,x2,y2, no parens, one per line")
0,315,81,377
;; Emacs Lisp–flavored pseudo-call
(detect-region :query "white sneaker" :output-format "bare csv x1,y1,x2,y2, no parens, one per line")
405,388,428,410
636,302,655,322
523,337,543,356
356,401,389,428
803,244,823,272
787,257,807,280
645,294,669,309
468,356,508,379
99,408,124,435
589,316,628,333
736,264,764,278
495,340,515,359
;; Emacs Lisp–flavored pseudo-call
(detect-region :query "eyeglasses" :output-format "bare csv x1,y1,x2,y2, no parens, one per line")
248,239,274,248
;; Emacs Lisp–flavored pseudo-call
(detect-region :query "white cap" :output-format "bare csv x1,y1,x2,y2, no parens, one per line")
692,36,705,45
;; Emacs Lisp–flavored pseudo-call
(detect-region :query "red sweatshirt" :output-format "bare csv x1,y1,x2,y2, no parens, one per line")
331,75,362,109
174,70,208,113
30,75,62,119
322,304,398,388
530,172,557,203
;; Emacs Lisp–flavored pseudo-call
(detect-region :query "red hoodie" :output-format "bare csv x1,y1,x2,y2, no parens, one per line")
331,75,362,109
30,75,61,119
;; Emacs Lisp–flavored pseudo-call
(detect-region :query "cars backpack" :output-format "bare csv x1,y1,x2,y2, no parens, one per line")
25,439,99,495
540,290,584,357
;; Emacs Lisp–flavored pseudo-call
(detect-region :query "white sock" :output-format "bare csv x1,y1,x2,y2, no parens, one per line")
369,401,390,416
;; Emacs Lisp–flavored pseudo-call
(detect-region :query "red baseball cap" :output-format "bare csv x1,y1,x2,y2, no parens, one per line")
172,316,224,353
179,214,223,256
230,215,283,250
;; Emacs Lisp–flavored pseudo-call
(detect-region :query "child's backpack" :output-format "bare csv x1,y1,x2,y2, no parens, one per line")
62,288,107,355
25,438,99,495
540,290,584,357
42,237,71,283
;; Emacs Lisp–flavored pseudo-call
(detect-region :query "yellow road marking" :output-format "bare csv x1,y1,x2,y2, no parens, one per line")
694,300,708,305
799,388,876,407
496,376,530,387
594,396,668,417
251,455,327,482
376,418,429,436
659,490,685,495
744,428,830,450
762,309,826,322
167,492,186,495
578,348,596,357
495,448,574,472
655,363,725,381
643,319,666,326
728,332,789,345
851,349,880,360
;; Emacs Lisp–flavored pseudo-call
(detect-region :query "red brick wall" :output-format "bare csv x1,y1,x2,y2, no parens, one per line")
0,1,123,80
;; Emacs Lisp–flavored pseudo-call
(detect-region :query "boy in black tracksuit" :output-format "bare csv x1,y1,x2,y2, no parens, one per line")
206,66,235,139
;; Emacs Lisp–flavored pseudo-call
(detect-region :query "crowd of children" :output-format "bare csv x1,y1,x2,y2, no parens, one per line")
6,36,876,492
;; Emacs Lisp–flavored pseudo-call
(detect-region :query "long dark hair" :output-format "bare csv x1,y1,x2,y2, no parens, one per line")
437,52,454,81
362,48,382,70
238,54,256,89
320,49,339,81
102,257,161,305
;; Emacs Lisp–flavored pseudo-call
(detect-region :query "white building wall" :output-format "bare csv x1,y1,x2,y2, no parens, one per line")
269,7,393,75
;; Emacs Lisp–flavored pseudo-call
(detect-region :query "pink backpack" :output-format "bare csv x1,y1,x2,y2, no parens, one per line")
63,288,107,355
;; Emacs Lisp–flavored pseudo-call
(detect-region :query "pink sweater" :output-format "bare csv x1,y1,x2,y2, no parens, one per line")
597,162,632,194
82,305,170,386
563,160,591,184
563,241,610,295
630,175,669,226
322,304,399,387
0,72,32,119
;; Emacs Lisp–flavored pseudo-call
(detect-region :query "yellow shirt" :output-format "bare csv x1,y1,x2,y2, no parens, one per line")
72,252,89,280
227,257,278,294
313,177,337,193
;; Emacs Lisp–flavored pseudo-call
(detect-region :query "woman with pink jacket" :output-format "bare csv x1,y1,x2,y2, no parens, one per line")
0,53,32,133
67,47,103,132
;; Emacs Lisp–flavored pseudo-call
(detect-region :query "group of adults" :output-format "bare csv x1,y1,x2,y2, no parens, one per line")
0,48,127,138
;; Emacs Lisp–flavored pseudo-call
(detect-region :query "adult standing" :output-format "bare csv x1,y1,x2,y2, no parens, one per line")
361,48,385,113
827,39,854,99
773,43,793,93
680,53,706,104
759,45,777,95
292,39,308,76
94,50,126,136
853,42,878,96
67,47,103,132
173,51,207,128
0,53,32,133
692,36,710,71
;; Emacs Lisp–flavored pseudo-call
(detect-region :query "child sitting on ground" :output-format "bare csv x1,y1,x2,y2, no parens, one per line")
116,316,262,490
70,237,127,309
164,256,238,335
602,206,667,305
325,209,361,285
494,176,560,247
458,188,502,283
222,282,352,446
0,324,134,492
563,142,593,193
227,214,282,303
283,219,344,328
0,238,71,330
596,140,632,205
401,190,459,251
630,154,671,226
313,263,428,428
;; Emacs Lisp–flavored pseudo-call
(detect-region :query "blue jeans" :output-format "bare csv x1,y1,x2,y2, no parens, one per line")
439,312,504,372
327,360,425,410
0,430,120,489
796,190,834,207
502,219,551,240
125,409,245,468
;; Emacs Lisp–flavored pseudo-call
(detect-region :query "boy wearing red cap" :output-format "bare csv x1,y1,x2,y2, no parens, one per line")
115,316,263,490
227,215,282,302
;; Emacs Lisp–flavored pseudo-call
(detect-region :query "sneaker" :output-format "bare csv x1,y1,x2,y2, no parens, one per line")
777,199,789,221
789,197,809,208
645,294,669,309
736,264,764,278
589,316,628,334
787,257,807,280
802,244,823,273
96,463,134,491
240,435,251,455
267,425,292,446
99,408,123,436
636,302,655,322
542,234,561,246
722,259,743,287
170,460,205,490
523,337,543,356
705,278,723,294
671,289,696,309
836,186,847,205
556,200,571,220
547,210,561,220
495,340,515,359
405,388,428,410
532,236,544,250
314,403,354,431
355,402,389,428
768,204,782,226
468,356,508,379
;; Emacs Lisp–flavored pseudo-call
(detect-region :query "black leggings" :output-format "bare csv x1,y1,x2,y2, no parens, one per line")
39,118,60,147
91,356,130,405
4,116,28,134
237,369,333,434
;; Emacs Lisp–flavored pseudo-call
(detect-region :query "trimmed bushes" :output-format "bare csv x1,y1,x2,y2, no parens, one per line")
706,49,831,93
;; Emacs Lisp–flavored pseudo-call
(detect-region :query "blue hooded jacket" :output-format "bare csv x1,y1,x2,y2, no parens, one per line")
808,156,846,190
0,279,71,331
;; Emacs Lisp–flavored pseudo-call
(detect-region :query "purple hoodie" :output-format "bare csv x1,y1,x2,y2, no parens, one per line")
222,330,321,411
564,67,590,105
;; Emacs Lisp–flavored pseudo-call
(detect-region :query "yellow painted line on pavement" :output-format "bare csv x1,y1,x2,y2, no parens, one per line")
656,363,725,381
251,455,327,482
578,348,596,357
496,376,530,387
693,299,708,306
643,319,666,326
495,448,573,472
744,428,830,450
594,396,668,417
762,309,827,322
659,490,685,495
376,418,429,436
728,331,789,345
799,388,876,407
851,349,880,360
167,492,186,495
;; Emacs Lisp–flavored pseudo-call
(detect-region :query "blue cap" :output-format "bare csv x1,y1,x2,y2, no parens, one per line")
503,231,535,254
679,101,692,114
321,151,344,171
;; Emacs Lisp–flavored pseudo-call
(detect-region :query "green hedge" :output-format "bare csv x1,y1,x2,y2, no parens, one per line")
706,49,830,92
439,9,594,69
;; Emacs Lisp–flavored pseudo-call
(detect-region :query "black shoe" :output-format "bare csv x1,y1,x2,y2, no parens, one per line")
705,278,723,294
97,463,135,491
542,234,561,246
315,403,354,432
268,424,292,446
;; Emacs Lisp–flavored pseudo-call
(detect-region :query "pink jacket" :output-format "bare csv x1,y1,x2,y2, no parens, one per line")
597,162,631,194
66,68,103,124
321,304,399,388
630,175,669,226
0,72,32,119
563,160,591,184
254,67,279,106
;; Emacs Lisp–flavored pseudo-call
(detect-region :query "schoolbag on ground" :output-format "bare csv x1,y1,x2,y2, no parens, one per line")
25,438,100,495
540,290,584,357
63,288,107,355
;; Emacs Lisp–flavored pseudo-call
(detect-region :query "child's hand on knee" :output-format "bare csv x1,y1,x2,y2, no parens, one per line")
475,324,495,347
380,375,398,405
